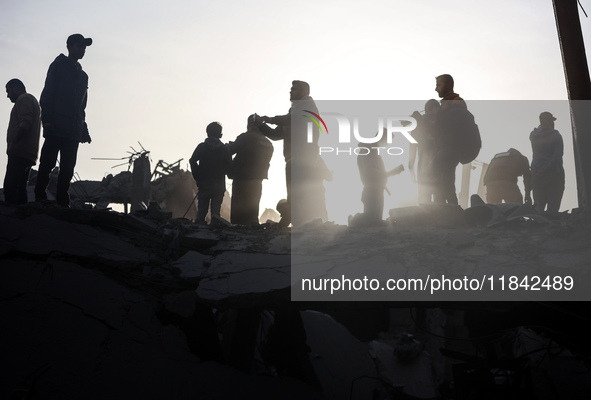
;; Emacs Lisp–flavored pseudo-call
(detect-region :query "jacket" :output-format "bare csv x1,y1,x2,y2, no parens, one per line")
40,54,89,142
530,126,564,177
227,128,274,180
259,95,319,163
434,92,468,157
483,148,531,191
7,93,41,163
189,137,232,188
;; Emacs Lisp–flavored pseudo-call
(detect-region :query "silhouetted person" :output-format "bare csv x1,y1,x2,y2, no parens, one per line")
35,34,93,207
4,79,41,205
431,74,467,205
409,99,440,203
260,80,327,226
483,148,531,204
227,114,274,225
530,112,564,213
357,134,404,225
276,198,289,228
190,122,231,225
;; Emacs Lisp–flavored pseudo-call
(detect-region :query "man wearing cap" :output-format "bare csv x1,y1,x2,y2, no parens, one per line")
34,33,93,207
530,112,564,213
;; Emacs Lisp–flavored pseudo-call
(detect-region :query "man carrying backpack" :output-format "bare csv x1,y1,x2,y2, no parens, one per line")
431,74,466,205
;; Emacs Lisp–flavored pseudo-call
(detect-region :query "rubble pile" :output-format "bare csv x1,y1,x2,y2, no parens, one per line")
1,201,591,399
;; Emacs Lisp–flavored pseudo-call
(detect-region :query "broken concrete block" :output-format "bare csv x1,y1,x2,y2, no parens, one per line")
147,201,173,220
171,251,210,279
179,229,220,249
196,253,291,304
470,194,485,207
388,206,427,226
419,204,466,226
302,311,378,400
210,238,253,252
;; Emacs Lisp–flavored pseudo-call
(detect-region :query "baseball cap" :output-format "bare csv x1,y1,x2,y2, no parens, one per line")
539,111,556,123
67,34,93,47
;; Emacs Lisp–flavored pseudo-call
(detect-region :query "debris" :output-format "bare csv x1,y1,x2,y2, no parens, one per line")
302,311,379,400
171,251,210,279
369,338,437,399
445,231,475,249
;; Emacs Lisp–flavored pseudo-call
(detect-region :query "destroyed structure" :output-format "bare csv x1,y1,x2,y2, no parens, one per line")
1,195,591,399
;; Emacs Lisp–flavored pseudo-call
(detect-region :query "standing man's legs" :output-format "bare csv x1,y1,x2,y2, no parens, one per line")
532,177,549,212
418,182,435,204
4,156,33,205
55,139,79,206
232,179,262,225
545,175,565,213
196,185,212,223
434,159,458,205
248,179,263,224
210,184,225,221
230,180,244,224
35,137,61,201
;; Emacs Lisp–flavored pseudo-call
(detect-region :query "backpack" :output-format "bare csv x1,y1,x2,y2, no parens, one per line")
438,107,482,165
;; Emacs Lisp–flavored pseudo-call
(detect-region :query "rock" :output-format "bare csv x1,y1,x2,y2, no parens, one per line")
171,251,210,279
13,214,149,265
196,253,290,305
302,311,378,400
178,229,220,249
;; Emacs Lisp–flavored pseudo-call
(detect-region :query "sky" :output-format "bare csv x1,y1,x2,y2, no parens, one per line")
1,0,590,223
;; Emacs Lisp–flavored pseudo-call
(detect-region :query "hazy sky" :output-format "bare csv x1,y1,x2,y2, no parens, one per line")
1,0,590,221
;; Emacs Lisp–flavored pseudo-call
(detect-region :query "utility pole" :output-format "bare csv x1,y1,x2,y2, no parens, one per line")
553,0,591,211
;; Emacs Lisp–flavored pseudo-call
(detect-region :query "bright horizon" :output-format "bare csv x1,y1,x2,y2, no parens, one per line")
1,0,590,222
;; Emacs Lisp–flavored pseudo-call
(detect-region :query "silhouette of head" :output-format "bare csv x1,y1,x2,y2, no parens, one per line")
435,74,454,98
66,34,92,61
290,80,310,101
539,111,556,128
424,99,440,115
5,79,26,103
276,199,289,215
206,122,223,138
